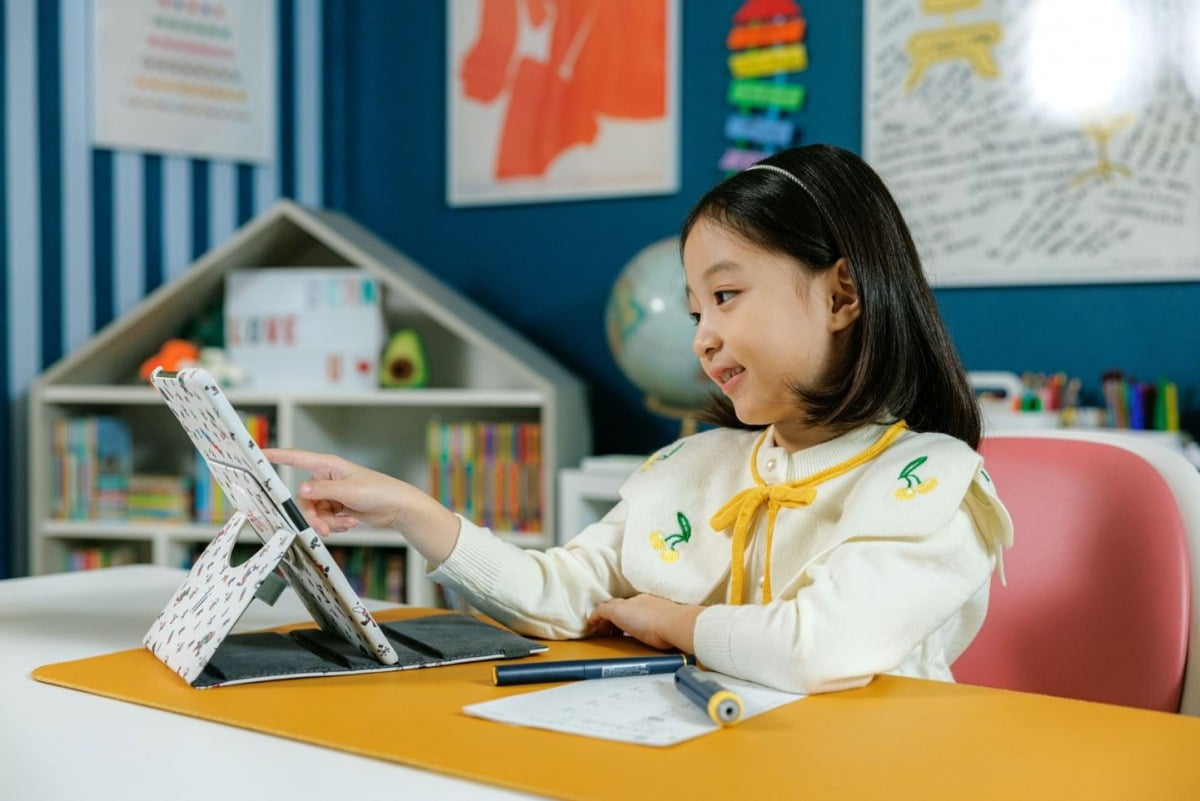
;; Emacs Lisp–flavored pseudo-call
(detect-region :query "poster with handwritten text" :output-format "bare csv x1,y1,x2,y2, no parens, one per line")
865,0,1200,286
92,0,275,163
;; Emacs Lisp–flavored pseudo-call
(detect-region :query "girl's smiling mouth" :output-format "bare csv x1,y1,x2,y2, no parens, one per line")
716,366,745,392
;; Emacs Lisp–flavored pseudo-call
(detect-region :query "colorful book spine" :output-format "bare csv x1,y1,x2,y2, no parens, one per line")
424,420,542,533
63,542,141,571
50,415,132,521
329,546,407,603
128,474,190,522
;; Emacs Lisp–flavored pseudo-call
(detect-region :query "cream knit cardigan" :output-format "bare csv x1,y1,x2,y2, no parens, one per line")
429,423,1013,694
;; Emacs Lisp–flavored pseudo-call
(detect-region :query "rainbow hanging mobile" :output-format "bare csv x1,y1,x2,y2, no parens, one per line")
719,0,808,174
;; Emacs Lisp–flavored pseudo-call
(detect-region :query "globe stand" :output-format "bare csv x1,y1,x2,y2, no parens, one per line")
645,395,700,438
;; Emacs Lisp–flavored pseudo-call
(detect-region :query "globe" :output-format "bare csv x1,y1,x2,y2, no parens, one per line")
604,237,714,414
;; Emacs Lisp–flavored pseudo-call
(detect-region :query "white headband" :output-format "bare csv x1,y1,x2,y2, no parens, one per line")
743,163,808,192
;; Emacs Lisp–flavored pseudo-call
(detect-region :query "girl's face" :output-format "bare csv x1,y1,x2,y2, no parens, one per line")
683,218,859,450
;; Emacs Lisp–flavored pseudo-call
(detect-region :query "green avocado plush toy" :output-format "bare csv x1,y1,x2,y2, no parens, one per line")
380,328,429,388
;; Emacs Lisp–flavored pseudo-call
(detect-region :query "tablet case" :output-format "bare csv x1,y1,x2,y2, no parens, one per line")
144,522,546,687
146,366,546,687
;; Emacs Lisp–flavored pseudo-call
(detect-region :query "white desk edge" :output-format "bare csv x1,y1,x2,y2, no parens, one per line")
0,565,544,801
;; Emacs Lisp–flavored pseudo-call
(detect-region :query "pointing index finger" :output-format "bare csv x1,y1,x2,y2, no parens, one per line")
262,448,332,475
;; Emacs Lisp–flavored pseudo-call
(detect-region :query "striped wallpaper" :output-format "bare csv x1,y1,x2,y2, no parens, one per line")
0,0,334,577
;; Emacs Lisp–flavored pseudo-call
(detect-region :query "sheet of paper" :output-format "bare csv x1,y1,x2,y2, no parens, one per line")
463,672,805,747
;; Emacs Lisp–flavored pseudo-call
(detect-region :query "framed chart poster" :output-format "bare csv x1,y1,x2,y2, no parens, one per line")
92,0,276,163
864,0,1200,286
447,0,679,206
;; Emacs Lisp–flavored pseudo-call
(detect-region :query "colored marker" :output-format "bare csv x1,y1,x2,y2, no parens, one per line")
674,664,744,726
492,654,695,686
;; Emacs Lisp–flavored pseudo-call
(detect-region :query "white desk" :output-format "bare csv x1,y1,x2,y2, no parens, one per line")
0,565,540,801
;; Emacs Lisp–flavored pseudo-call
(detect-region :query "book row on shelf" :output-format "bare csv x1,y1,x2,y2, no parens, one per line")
52,416,132,520
59,542,142,572
178,543,408,603
327,546,407,603
428,420,542,532
51,413,271,524
51,414,543,537
56,541,409,603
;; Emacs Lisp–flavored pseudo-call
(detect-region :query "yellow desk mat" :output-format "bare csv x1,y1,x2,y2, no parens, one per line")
33,608,1200,800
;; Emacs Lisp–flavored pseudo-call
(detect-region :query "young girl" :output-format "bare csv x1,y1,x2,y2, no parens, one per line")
266,144,1012,695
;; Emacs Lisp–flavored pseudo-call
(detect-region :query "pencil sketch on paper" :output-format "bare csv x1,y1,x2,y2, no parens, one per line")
463,671,803,747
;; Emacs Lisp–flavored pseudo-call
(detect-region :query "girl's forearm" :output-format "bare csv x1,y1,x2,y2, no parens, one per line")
665,603,702,654
393,487,463,565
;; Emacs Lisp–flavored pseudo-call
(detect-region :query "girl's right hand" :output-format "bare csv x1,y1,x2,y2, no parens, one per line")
263,448,462,565
262,448,403,535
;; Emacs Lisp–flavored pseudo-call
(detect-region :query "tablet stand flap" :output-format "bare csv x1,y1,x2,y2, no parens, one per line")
186,612,551,688
143,513,297,685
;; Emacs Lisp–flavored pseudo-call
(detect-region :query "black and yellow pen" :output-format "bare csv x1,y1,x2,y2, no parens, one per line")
674,664,744,726
493,654,695,686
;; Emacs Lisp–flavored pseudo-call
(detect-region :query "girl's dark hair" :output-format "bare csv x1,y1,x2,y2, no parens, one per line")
680,144,981,449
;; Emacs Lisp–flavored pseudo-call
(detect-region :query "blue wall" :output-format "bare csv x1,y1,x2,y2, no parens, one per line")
333,1,1200,457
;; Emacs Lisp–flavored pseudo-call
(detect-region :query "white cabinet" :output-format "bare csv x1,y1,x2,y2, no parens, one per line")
28,201,590,607
556,455,643,544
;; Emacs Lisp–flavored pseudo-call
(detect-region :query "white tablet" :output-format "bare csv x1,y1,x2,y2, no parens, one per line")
150,366,400,665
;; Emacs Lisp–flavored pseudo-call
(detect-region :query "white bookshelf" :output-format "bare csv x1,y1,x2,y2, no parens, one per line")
28,201,590,608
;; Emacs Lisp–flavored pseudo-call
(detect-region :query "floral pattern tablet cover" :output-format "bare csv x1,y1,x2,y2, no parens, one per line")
147,366,400,682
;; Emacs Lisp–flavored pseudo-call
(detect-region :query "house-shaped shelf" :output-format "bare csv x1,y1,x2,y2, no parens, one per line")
29,201,591,600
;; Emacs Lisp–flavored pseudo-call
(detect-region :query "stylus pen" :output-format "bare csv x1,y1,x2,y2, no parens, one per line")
674,664,744,726
492,654,695,686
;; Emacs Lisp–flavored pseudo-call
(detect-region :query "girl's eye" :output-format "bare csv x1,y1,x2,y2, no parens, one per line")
714,290,737,305
687,311,700,325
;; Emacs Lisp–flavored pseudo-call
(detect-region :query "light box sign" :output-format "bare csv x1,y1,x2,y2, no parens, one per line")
224,268,384,391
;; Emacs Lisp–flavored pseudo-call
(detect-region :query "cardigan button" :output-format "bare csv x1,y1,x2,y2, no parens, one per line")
765,459,777,471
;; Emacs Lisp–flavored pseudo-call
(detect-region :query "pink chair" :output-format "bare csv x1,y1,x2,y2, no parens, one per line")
954,431,1200,715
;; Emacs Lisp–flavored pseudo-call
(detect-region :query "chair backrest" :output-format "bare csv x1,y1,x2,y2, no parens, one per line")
954,432,1196,713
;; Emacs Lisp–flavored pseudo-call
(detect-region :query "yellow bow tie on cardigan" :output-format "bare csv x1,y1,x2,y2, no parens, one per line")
710,421,909,604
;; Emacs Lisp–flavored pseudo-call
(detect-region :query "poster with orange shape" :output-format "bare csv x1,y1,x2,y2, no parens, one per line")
448,0,679,206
